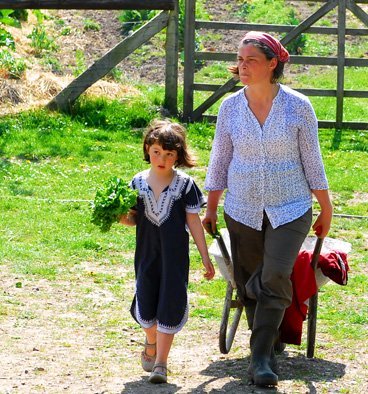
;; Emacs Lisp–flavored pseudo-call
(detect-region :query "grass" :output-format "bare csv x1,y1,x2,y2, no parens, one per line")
0,88,367,391
0,88,367,272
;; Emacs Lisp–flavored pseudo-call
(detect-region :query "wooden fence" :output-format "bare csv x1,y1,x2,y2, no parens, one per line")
0,0,179,114
183,0,368,130
0,1,176,11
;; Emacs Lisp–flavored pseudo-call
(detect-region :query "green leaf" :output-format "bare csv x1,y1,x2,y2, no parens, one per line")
91,177,138,232
0,11,21,28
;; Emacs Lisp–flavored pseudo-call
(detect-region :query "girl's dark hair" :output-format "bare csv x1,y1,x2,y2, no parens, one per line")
143,119,196,168
229,39,285,83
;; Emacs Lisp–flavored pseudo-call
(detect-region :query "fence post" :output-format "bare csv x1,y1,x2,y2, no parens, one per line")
336,0,346,130
183,0,196,121
165,0,179,115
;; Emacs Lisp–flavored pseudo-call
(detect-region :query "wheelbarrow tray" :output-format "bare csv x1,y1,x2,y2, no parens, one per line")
209,229,350,357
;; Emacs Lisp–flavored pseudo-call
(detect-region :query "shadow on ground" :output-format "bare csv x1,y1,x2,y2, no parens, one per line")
121,353,345,393
190,353,346,393
122,376,181,393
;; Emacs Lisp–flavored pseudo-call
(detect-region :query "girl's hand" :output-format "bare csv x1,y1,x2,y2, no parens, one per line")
119,209,137,226
202,256,215,280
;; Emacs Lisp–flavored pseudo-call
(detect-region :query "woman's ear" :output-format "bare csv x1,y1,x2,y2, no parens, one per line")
269,57,278,71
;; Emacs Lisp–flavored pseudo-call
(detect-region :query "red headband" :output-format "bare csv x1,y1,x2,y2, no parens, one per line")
241,31,290,63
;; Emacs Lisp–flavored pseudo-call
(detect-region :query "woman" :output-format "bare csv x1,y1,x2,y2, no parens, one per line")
203,32,333,387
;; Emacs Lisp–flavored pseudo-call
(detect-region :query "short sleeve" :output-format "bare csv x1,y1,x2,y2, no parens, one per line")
184,177,206,213
129,175,139,210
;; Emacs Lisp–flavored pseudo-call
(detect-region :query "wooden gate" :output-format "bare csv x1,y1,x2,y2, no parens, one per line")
1,0,179,114
183,0,368,130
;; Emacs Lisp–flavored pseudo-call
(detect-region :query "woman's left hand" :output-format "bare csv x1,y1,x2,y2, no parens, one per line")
311,189,333,238
312,210,332,238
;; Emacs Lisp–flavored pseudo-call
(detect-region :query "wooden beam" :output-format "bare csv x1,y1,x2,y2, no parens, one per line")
164,0,179,115
183,0,196,121
0,1,176,10
281,0,338,46
191,78,239,122
48,11,170,111
201,116,368,131
195,20,368,36
347,0,368,26
336,0,346,130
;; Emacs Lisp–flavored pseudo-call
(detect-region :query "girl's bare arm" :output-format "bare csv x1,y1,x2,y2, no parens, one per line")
186,212,215,280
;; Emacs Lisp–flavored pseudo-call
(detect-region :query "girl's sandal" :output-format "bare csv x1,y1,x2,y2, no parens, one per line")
141,340,156,372
148,362,168,384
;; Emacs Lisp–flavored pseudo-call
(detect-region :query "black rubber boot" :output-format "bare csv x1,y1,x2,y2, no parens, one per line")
245,302,256,330
246,302,278,375
248,307,285,387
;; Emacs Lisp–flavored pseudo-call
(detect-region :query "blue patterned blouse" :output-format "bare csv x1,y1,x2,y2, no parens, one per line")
204,84,329,230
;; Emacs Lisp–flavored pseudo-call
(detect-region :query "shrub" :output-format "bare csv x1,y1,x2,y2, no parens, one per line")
83,19,101,32
0,28,15,50
0,49,26,79
28,25,59,56
119,9,158,34
0,9,21,28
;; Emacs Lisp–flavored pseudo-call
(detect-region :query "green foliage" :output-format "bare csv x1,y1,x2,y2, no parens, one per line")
187,121,214,151
106,67,123,82
0,28,15,50
0,49,26,78
28,25,59,56
32,9,46,24
73,49,87,76
0,9,21,28
71,95,158,131
11,9,28,22
83,18,101,32
282,10,307,55
237,1,253,18
119,9,158,34
41,54,62,73
91,177,138,232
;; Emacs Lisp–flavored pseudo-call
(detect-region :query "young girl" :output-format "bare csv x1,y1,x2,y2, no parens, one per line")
120,119,215,384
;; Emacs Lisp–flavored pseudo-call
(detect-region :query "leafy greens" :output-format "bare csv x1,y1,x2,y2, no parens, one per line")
91,176,138,232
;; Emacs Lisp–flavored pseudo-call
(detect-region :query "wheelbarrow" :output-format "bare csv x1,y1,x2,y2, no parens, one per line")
207,226,325,357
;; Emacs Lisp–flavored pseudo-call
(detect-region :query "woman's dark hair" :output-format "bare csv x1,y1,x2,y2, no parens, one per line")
143,119,196,168
229,39,285,83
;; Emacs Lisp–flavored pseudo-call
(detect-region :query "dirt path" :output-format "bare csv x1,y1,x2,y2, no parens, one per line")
1,261,366,394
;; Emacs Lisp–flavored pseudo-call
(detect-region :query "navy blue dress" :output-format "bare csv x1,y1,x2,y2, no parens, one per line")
129,169,205,334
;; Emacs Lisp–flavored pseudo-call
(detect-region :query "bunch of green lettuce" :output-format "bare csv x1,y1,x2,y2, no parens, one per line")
91,177,138,232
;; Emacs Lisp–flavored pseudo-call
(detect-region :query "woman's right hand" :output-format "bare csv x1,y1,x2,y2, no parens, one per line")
202,190,223,235
202,210,218,235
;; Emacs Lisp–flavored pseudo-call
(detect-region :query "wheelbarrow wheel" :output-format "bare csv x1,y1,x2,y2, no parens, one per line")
219,281,244,354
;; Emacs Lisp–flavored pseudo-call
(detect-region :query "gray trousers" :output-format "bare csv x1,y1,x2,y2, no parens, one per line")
224,209,312,310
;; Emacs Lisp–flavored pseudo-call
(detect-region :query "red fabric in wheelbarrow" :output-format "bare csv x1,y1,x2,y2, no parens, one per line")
279,250,349,345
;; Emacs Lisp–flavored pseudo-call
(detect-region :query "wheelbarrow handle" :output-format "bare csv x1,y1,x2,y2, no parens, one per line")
203,222,219,237
204,223,232,266
311,237,324,270
307,236,324,359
